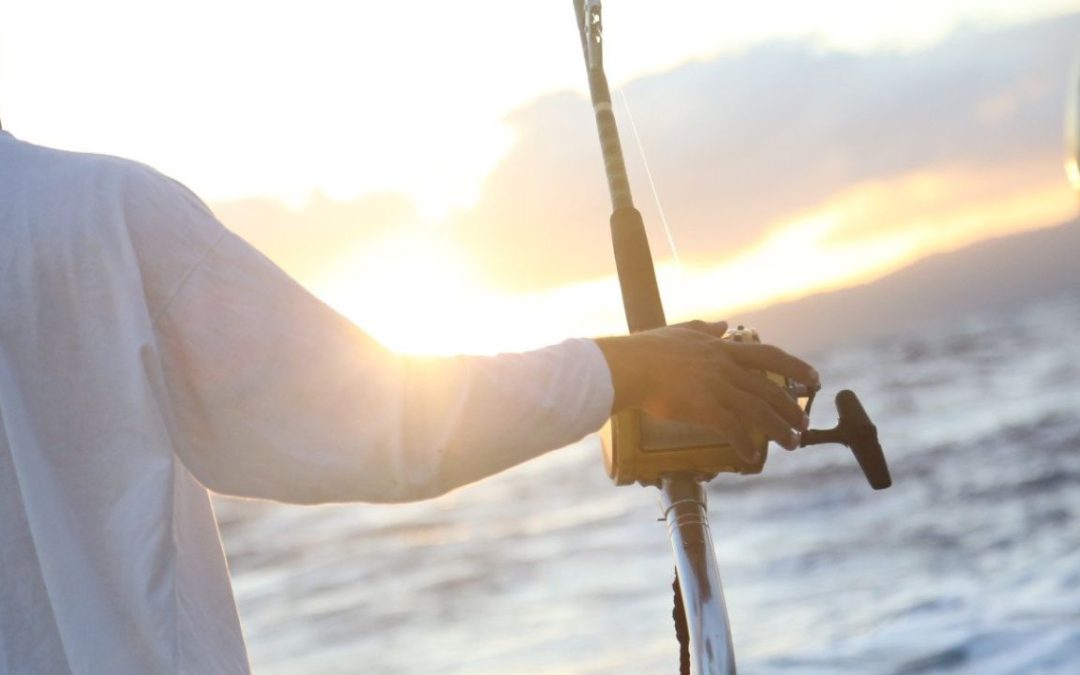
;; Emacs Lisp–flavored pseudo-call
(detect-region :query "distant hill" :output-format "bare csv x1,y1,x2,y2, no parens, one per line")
734,220,1080,354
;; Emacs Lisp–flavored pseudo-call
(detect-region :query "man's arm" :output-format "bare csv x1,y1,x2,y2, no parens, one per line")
154,224,616,504
134,169,816,503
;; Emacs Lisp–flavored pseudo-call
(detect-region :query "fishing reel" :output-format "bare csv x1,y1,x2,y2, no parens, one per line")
600,326,892,490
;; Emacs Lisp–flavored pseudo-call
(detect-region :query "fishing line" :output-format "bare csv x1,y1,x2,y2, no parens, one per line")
618,88,682,268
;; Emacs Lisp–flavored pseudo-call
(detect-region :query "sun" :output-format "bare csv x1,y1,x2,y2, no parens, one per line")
310,230,520,356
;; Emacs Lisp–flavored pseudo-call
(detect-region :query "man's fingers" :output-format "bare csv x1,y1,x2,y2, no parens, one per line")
723,387,800,451
728,368,807,431
723,342,819,387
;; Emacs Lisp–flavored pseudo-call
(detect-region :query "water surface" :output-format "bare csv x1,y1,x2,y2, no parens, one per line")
217,292,1080,674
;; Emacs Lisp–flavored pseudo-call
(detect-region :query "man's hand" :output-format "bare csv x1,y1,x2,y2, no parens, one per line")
594,321,819,463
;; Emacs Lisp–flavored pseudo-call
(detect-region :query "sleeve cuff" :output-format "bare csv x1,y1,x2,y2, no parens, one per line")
560,337,615,438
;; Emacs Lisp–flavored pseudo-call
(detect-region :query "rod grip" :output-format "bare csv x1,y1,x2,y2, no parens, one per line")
610,207,666,332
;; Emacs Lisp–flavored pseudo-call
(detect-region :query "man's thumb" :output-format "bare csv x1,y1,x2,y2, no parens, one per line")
679,319,728,338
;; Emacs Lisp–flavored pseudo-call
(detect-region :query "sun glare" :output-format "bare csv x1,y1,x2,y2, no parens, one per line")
305,160,1074,358
311,232,483,355
308,230,604,356
309,229,629,356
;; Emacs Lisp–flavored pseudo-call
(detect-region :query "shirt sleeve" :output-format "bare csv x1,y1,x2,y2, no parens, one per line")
147,193,614,504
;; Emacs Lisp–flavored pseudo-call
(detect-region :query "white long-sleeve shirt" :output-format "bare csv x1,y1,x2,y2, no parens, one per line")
0,130,614,674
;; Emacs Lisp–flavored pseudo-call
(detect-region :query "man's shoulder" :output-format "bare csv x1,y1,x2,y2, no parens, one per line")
5,133,199,209
5,133,226,269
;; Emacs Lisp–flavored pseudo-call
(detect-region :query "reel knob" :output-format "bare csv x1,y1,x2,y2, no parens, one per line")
801,390,892,490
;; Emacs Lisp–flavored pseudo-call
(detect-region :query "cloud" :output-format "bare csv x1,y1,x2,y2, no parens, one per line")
208,13,1079,303
448,13,1080,291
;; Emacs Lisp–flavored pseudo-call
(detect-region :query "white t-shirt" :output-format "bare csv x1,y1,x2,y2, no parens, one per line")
0,130,614,674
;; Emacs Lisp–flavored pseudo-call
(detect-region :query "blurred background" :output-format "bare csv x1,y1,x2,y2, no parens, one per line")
4,1,1080,672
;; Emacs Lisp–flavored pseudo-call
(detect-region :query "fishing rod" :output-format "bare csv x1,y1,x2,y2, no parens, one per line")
570,2,892,673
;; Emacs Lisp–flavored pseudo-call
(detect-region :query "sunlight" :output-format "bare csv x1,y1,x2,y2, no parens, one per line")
305,163,1075,357
658,164,1077,323
16,1,1058,358
311,231,489,354
307,230,599,356
309,229,626,356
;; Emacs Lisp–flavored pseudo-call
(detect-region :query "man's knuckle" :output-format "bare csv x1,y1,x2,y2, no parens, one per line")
761,344,785,361
747,399,770,422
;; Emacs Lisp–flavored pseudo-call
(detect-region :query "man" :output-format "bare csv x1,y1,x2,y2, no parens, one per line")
0,126,815,674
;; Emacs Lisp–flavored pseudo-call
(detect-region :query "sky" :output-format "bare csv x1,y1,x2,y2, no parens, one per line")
3,1,1080,354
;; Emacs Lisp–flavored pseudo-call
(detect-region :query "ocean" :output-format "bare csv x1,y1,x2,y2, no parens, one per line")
215,290,1080,674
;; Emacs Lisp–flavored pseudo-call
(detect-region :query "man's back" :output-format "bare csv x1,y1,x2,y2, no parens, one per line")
0,130,249,673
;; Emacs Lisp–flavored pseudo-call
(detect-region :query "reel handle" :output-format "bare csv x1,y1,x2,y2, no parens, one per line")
801,390,892,490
